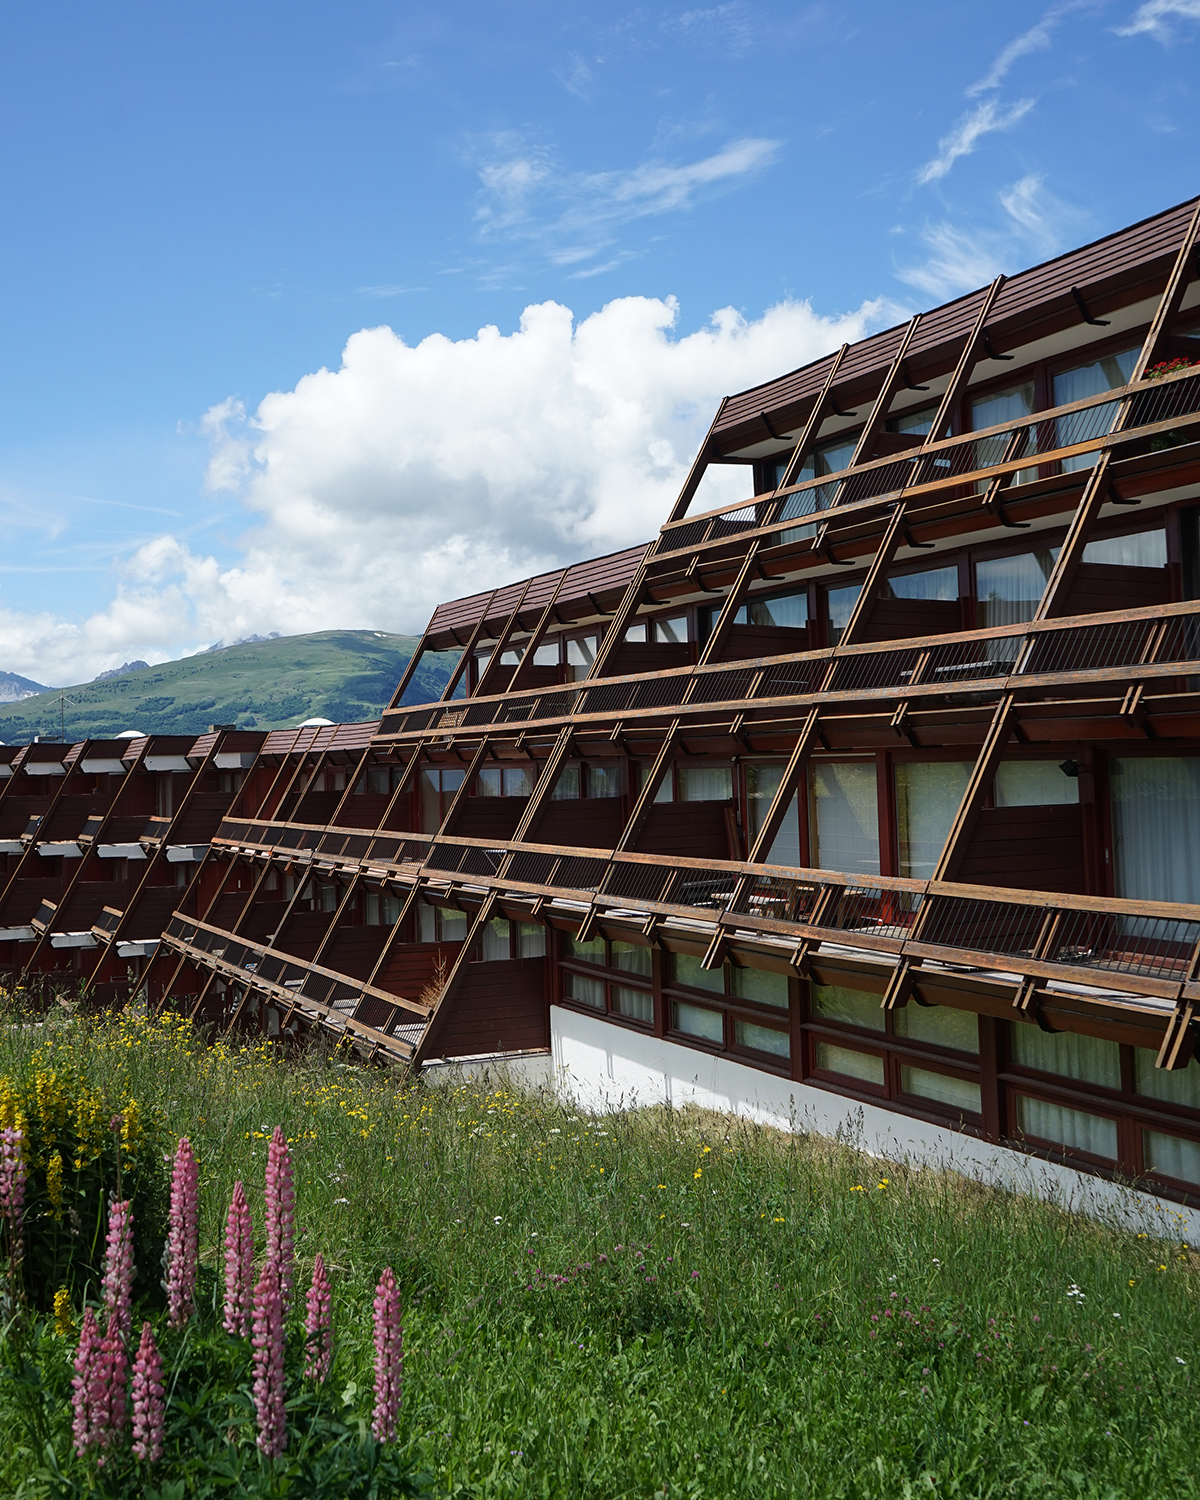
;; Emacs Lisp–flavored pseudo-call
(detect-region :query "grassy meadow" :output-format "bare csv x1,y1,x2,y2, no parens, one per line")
0,1007,1198,1498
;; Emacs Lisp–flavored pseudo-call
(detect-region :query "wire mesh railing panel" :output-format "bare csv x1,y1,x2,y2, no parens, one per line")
316,833,349,857
258,955,285,983
1127,372,1200,429
396,838,429,866
837,458,919,506
828,885,923,936
923,635,1022,683
458,846,507,878
919,895,1045,959
734,872,824,925
276,827,304,850
757,658,829,698
400,709,440,733
340,835,371,859
425,843,467,873
826,646,926,695
631,676,691,710
707,506,760,541
689,668,758,704
530,690,579,720
554,856,608,892
663,518,714,552
497,697,536,724
673,871,740,910
506,850,560,887
368,836,401,862
1050,910,1200,981
604,862,676,906
580,682,638,716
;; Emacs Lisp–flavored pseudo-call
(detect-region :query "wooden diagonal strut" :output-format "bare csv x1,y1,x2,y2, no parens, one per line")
433,589,500,705
845,316,923,470
696,541,762,667
747,708,822,863
1032,452,1113,621
615,721,680,853
776,346,849,491
1132,195,1200,382
933,692,1018,884
924,276,1007,447
510,726,574,845
473,578,535,699
835,503,909,649
507,569,570,692
412,889,499,1065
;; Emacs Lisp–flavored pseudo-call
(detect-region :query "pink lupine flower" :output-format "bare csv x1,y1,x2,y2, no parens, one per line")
72,1307,102,1456
165,1137,199,1329
251,1258,287,1458
131,1321,165,1463
304,1253,332,1381
371,1267,403,1443
92,1325,129,1458
264,1127,295,1309
0,1126,27,1233
101,1197,134,1342
223,1181,255,1337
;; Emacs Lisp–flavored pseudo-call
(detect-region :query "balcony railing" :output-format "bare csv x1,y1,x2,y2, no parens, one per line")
377,599,1200,742
207,819,1200,1020
667,366,1200,550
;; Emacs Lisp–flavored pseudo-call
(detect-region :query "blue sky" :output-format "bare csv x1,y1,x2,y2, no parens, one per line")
1,0,1198,685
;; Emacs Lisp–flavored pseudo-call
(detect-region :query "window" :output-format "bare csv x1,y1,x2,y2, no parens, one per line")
477,918,512,962
155,774,173,818
811,982,885,1031
565,932,605,962
533,640,561,666
1142,1129,1200,1185
882,565,958,601
779,437,857,541
567,972,606,1008
900,1066,981,1113
824,583,861,647
735,1020,790,1058
669,951,724,994
615,986,653,1023
655,616,688,644
672,1001,724,1043
1081,528,1167,568
971,382,1037,486
816,1041,885,1087
747,591,807,629
642,762,674,803
476,766,533,798
994,760,1080,807
612,940,652,976
1133,1048,1200,1109
561,934,652,1023
887,404,937,437
518,922,547,958
587,762,622,798
893,1003,979,1054
796,437,856,485
975,549,1058,627
364,765,403,795
745,763,799,867
625,622,647,642
551,766,580,800
730,965,788,1009
677,764,733,802
1054,348,1137,472
566,636,597,680
419,767,465,832
417,905,468,942
810,762,880,876
895,761,972,879
364,891,401,927
1110,757,1200,904
1015,1096,1118,1160
1010,1026,1121,1090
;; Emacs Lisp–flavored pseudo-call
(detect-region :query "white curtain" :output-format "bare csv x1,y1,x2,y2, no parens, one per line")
882,565,958,601
811,762,880,875
972,383,1036,485
479,918,511,961
745,764,800,866
994,760,1080,808
1054,349,1137,472
894,762,971,879
1010,1024,1121,1088
975,550,1059,628
1110,757,1200,904
1016,1096,1118,1159
678,765,733,801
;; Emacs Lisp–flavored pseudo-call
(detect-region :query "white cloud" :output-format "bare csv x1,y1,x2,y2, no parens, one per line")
1116,0,1200,39
916,98,1036,184
2,292,894,687
967,3,1088,95
897,176,1084,298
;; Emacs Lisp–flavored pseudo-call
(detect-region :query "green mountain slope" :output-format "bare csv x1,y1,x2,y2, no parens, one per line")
0,631,459,744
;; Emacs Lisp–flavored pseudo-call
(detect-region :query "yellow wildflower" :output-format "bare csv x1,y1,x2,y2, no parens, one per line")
53,1288,74,1337
46,1150,64,1221
120,1099,143,1159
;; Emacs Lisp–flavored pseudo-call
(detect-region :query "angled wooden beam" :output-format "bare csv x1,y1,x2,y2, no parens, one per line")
507,569,570,692
665,396,730,524
472,578,535,699
1032,452,1113,621
438,738,493,835
835,503,909,648
615,720,680,853
412,889,499,1064
776,345,850,491
328,745,376,829
309,871,364,971
931,692,1017,884
1131,196,1200,381
696,540,763,667
386,628,433,712
510,726,575,845
846,316,923,469
924,275,1007,446
0,744,90,909
435,589,501,704
747,708,822,863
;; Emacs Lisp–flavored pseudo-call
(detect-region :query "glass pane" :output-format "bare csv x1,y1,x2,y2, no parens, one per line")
499,647,523,666
612,941,652,976
655,616,689,644
382,894,401,926
1010,1026,1121,1089
672,1001,724,1042
439,907,468,941
419,768,442,833
882,565,959,601
670,951,725,994
730,965,789,1009
615,986,653,1023
533,641,561,666
587,763,622,798
476,767,502,797
747,591,808,629
442,769,465,793
736,1020,790,1057
366,767,390,795
625,622,647,642
566,933,605,963
816,1041,884,1086
971,383,1036,482
810,982,885,1031
975,550,1058,628
825,584,862,647
1054,349,1137,472
647,763,674,803
502,767,532,798
887,404,937,437
551,766,580,800
1081,529,1167,568
1133,1049,1200,1108
994,761,1080,807
900,1066,981,1113
364,891,381,926
1143,1129,1200,1184
678,765,733,802
746,763,799,867
811,762,879,876
417,904,436,942
566,636,597,668
567,972,606,1009
480,919,511,962
799,438,856,480
1110,758,1200,904
893,1003,979,1054
1016,1096,1118,1159
895,761,972,879
518,922,546,958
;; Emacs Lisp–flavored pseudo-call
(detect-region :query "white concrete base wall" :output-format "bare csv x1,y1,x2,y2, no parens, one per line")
548,1004,1200,1242
423,1049,556,1092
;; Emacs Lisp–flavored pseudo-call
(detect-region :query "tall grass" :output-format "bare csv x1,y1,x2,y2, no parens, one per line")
1,1007,1197,1498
